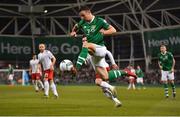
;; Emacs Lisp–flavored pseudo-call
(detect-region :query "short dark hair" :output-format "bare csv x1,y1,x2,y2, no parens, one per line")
160,44,166,48
79,6,91,12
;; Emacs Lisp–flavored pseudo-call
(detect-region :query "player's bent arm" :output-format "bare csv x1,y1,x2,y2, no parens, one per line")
106,50,119,69
172,58,175,71
51,56,56,66
101,25,116,35
70,24,78,37
29,66,32,75
50,56,56,70
158,61,162,70
106,50,116,65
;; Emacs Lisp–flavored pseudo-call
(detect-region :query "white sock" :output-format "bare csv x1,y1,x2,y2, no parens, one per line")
112,97,121,104
50,82,58,96
32,80,38,91
127,83,131,89
100,81,113,89
44,80,49,96
132,83,136,89
38,80,44,89
35,80,39,91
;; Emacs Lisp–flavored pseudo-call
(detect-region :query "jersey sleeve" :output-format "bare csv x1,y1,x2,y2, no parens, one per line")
47,50,55,59
99,18,110,30
76,19,84,29
106,50,116,65
37,54,41,63
168,52,174,59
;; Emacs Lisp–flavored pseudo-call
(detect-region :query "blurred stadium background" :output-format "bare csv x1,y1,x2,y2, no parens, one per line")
0,0,180,85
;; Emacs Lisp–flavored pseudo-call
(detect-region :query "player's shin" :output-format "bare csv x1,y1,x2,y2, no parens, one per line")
170,81,176,97
35,80,39,91
163,83,169,97
38,80,44,89
50,81,58,97
76,47,88,70
44,80,49,96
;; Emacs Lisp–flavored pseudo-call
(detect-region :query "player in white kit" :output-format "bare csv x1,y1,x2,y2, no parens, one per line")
29,54,44,92
38,44,59,98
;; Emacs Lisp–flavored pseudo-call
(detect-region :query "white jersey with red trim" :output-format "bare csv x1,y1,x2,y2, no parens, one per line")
30,59,40,73
38,50,54,71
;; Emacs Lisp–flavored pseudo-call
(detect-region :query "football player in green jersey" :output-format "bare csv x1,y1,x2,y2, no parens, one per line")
70,6,137,107
135,65,145,89
158,44,176,98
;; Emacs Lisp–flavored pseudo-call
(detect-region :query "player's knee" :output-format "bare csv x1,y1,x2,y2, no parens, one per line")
95,79,102,86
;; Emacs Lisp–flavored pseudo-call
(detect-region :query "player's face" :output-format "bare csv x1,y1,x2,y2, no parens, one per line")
79,10,91,21
39,44,45,52
160,46,166,53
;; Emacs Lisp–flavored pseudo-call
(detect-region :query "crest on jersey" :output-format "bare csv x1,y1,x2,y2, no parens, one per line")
91,25,96,31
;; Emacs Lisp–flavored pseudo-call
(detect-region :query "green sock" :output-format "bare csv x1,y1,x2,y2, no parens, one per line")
163,83,169,96
108,70,127,81
137,83,141,89
76,47,88,70
170,82,176,93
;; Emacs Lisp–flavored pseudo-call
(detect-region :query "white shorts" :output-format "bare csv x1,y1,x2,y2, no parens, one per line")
91,56,109,68
137,78,143,83
90,44,109,68
8,74,14,80
93,44,107,58
161,70,174,81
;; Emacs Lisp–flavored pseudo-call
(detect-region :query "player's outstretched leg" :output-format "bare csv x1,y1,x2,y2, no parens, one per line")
108,70,137,81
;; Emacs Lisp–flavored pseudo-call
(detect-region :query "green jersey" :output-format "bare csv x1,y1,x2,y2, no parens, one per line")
158,51,174,71
8,67,14,74
135,69,144,78
77,16,110,46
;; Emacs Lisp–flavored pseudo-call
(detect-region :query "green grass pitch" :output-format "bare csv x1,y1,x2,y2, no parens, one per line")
0,85,179,116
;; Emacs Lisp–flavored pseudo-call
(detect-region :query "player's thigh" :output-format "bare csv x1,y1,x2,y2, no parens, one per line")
35,73,41,80
8,74,13,80
44,70,54,80
137,78,141,83
31,74,36,80
95,78,103,85
96,66,108,80
94,45,107,57
83,42,95,52
161,70,168,82
167,72,174,81
137,78,143,83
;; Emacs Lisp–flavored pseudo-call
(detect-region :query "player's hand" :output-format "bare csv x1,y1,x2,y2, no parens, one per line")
71,66,77,76
170,68,174,73
100,29,105,35
111,64,119,70
159,66,162,70
70,31,77,37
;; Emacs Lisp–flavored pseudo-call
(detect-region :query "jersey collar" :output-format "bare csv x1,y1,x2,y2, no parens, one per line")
161,51,167,55
89,16,95,23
